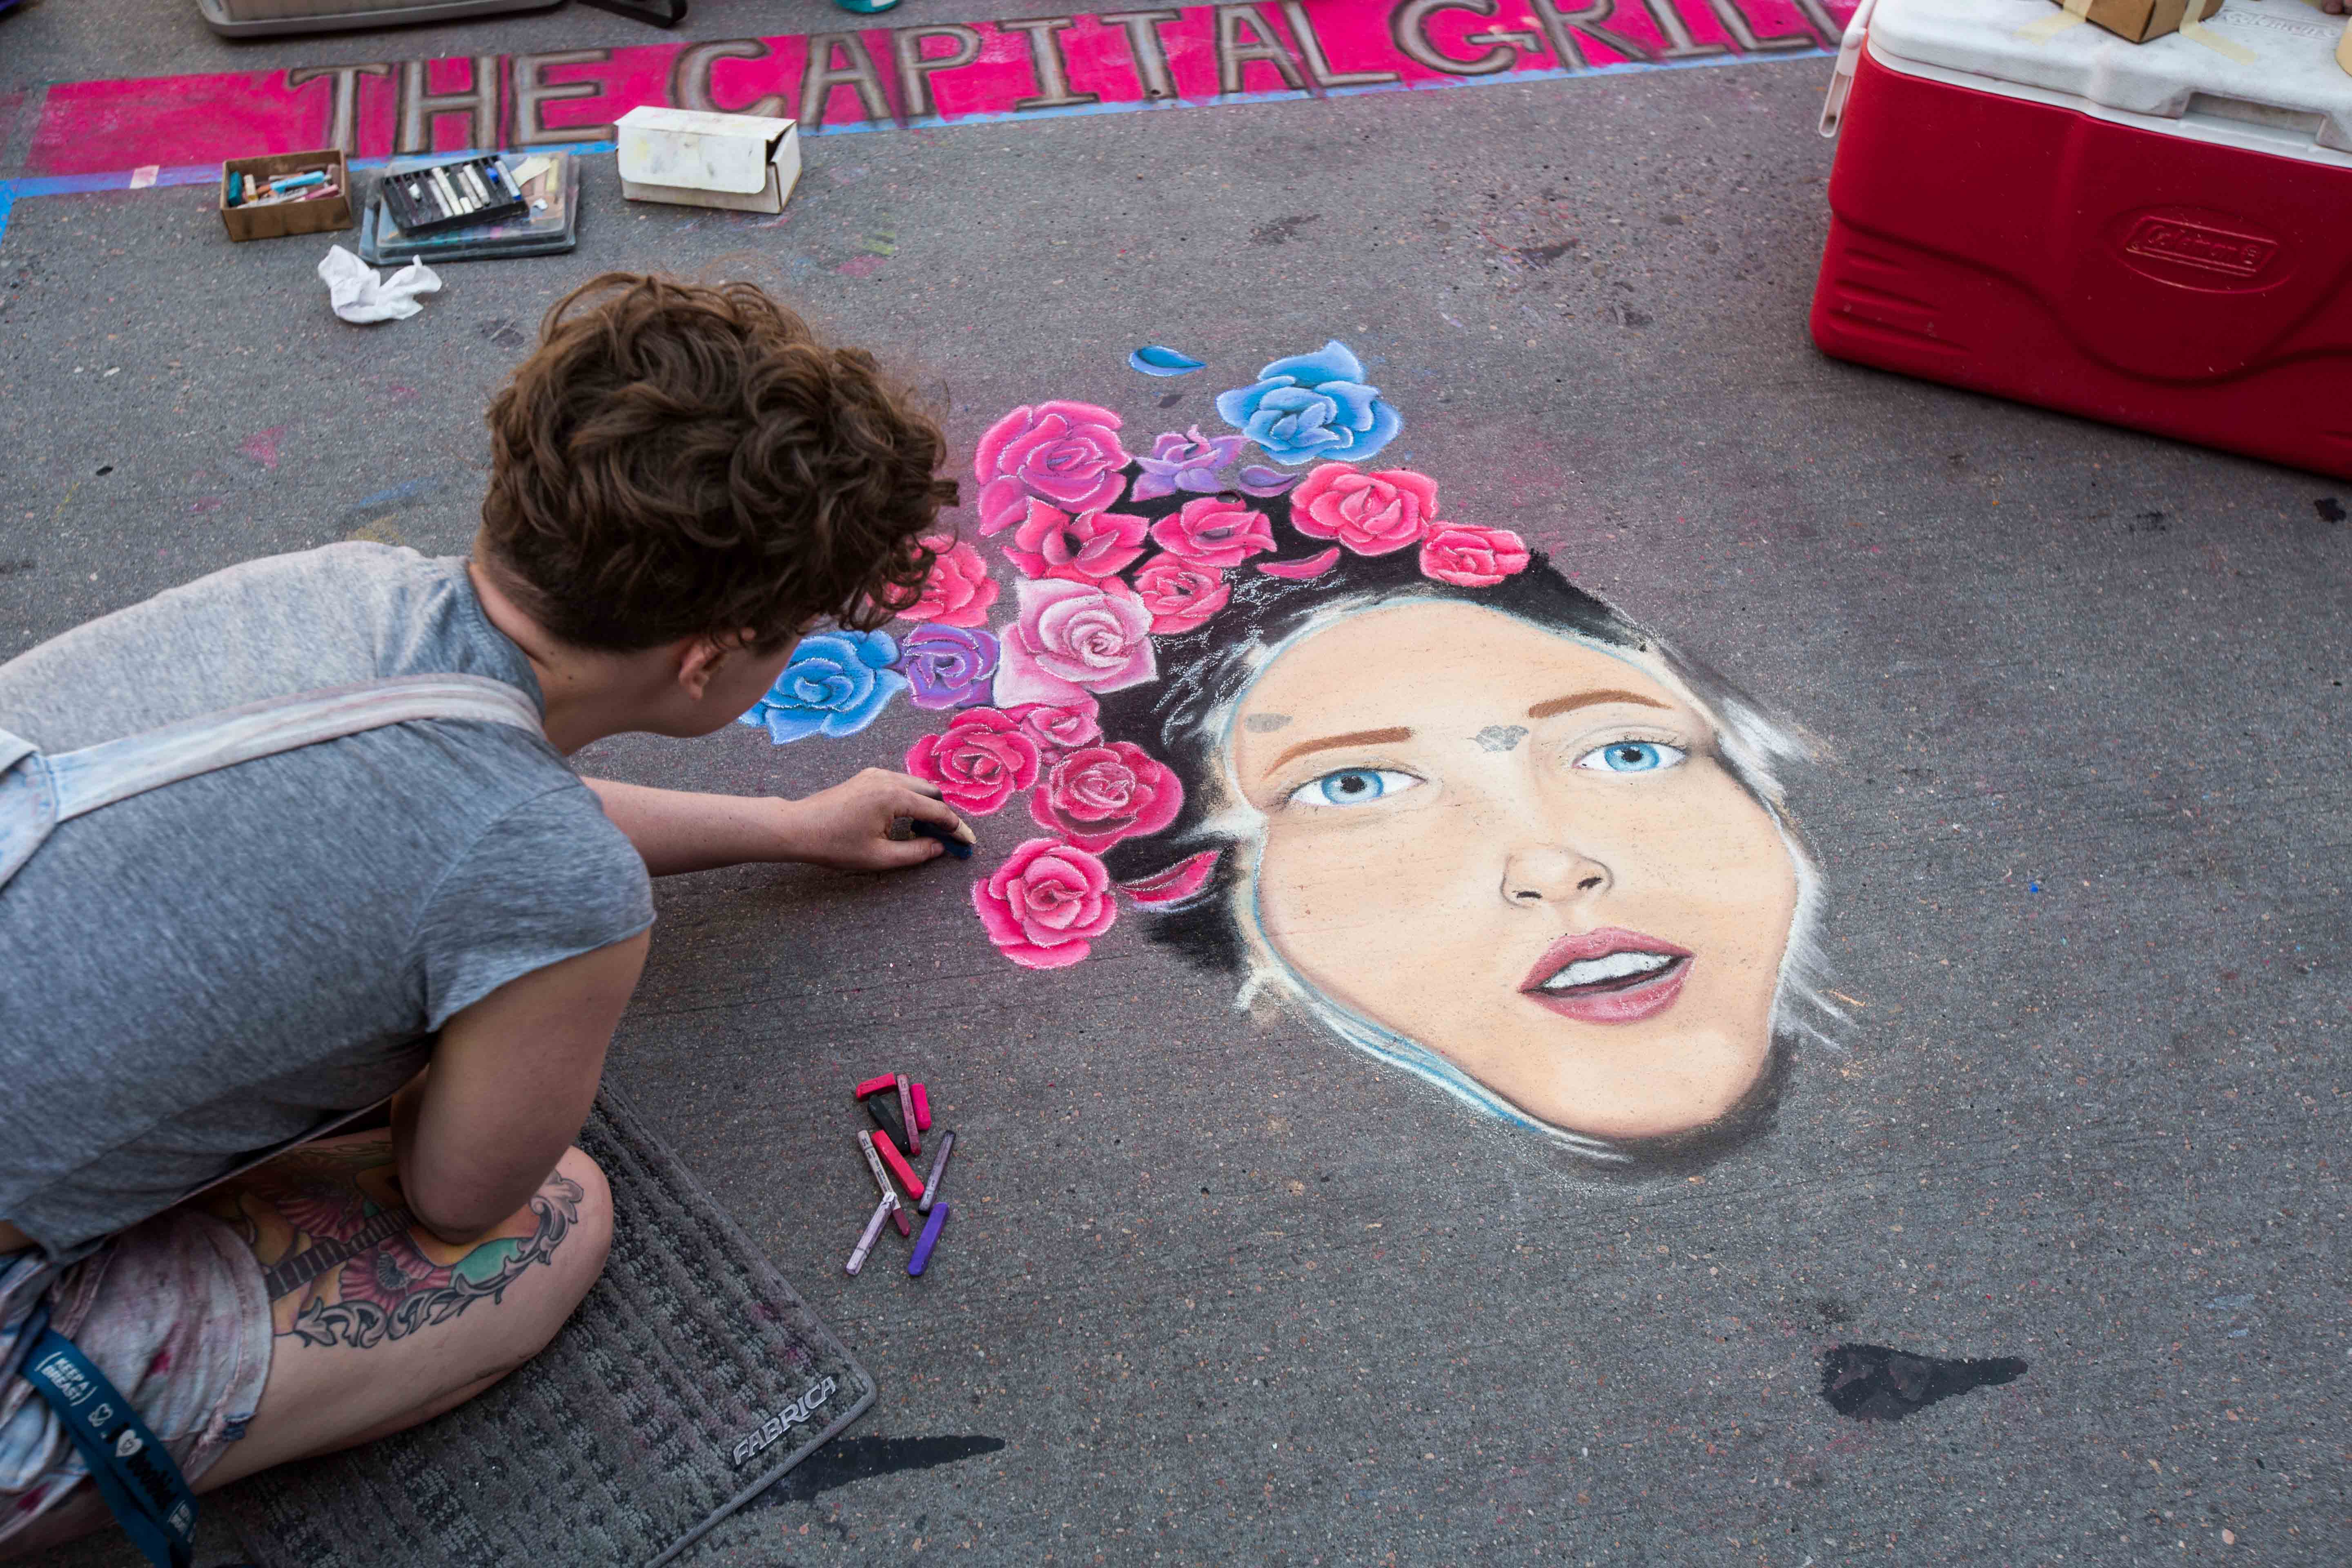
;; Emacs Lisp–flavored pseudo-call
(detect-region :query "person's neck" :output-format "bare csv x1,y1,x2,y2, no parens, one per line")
466,558,656,755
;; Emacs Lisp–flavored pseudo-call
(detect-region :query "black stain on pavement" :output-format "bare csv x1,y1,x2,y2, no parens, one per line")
747,1434,1008,1507
2318,497,2346,524
1820,1343,2026,1421
1250,214,1321,246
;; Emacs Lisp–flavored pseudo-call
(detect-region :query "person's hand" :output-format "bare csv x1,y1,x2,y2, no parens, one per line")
775,768,975,872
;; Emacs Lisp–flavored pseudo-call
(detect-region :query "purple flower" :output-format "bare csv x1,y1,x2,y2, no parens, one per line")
1131,426,1247,502
898,624,1001,710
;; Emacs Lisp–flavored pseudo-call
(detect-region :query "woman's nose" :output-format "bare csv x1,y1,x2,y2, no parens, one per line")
1501,844,1612,906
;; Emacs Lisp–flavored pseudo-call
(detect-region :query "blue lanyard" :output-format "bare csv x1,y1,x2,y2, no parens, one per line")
12,1305,196,1568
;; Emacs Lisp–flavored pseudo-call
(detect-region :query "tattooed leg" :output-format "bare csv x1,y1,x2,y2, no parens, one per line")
189,1132,612,1490
199,1138,584,1351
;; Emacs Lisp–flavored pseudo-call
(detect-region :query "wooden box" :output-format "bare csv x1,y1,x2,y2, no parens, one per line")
220,149,352,242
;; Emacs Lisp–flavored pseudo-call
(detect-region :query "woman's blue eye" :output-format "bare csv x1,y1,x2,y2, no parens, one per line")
1575,740,1687,774
1288,768,1422,808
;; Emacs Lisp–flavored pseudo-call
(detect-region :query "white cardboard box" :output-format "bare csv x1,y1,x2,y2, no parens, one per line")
615,105,803,215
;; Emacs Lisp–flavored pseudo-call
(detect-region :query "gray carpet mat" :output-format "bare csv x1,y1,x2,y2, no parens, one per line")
214,1085,875,1568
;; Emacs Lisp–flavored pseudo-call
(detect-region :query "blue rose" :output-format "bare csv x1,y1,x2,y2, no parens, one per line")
738,628,907,744
1214,341,1401,467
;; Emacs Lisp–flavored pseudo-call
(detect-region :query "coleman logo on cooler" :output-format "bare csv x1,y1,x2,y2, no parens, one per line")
730,1376,837,1467
2122,216,2278,280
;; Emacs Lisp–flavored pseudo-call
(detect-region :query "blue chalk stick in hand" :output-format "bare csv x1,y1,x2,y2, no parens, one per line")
908,1202,949,1276
909,817,973,860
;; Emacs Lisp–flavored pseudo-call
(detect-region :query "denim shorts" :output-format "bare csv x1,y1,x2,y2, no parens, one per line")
0,1209,273,1544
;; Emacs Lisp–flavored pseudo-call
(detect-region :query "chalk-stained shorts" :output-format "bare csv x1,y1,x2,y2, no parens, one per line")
0,1210,272,1544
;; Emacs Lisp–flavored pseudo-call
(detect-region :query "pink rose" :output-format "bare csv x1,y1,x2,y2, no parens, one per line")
896,536,997,627
973,837,1118,969
993,576,1157,708
1419,522,1532,587
1029,742,1183,854
1131,553,1230,635
904,708,1042,815
1148,496,1275,570
1003,502,1149,583
1290,463,1440,556
1005,701,1102,753
973,401,1132,531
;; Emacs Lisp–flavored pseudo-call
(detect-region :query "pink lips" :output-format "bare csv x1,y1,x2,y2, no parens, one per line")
1519,927,1694,1025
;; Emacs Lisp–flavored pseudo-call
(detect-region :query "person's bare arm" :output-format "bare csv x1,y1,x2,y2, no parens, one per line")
391,931,650,1241
583,769,972,877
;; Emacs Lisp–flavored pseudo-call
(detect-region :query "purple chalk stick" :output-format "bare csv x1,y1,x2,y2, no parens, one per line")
907,1202,950,1277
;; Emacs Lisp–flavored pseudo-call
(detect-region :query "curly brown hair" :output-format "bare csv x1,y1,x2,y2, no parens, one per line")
478,273,956,652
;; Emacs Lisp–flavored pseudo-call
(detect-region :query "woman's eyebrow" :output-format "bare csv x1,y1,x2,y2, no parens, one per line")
1263,727,1414,772
1526,690,1671,719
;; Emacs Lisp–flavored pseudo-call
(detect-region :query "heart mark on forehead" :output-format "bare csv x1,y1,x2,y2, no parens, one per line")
1473,724,1529,753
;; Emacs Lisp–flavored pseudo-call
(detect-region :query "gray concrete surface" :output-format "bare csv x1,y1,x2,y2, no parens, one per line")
4,6,2348,1564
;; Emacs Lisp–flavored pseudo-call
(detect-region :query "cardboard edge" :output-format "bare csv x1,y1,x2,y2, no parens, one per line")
618,173,784,213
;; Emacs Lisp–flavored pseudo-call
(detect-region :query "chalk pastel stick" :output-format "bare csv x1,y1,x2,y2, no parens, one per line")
872,1129,924,1202
846,1192,897,1275
909,817,973,859
865,1091,909,1153
896,1073,919,1158
858,1131,911,1237
907,1201,949,1276
911,1082,931,1133
918,1129,954,1215
854,1073,897,1100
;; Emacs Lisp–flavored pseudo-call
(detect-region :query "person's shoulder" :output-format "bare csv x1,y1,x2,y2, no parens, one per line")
415,779,654,1027
468,779,650,896
170,542,532,693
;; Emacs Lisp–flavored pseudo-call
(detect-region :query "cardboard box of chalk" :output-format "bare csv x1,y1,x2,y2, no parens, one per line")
219,149,352,242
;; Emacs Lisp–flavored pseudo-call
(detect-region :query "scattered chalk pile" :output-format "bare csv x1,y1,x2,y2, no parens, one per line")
843,1072,956,1279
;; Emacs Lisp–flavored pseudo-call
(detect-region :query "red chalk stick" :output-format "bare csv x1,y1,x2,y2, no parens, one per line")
911,1082,931,1133
872,1130,925,1203
853,1073,897,1100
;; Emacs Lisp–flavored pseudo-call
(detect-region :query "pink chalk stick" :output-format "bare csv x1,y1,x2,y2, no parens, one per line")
911,1082,931,1133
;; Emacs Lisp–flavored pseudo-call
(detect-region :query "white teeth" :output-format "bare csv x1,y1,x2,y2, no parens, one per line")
1541,951,1676,991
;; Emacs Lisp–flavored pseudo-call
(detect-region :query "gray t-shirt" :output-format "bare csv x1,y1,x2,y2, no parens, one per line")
0,544,653,1257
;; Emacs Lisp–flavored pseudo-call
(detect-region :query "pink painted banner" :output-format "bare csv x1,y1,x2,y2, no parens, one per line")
27,0,1853,178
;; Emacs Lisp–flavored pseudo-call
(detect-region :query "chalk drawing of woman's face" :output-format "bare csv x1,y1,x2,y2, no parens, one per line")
1229,600,1801,1141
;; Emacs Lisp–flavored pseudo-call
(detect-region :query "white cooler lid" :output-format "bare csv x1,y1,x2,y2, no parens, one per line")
1861,0,2352,157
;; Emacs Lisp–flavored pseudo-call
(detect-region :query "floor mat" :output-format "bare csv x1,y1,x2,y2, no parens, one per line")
215,1085,875,1568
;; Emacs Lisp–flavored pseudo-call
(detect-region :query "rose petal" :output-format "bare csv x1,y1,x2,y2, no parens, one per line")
1121,849,1222,906
1257,547,1343,580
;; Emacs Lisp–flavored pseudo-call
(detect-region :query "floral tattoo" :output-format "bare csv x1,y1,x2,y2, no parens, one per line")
203,1138,580,1350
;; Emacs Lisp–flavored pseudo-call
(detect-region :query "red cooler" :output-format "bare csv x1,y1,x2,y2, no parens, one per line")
1811,0,2352,476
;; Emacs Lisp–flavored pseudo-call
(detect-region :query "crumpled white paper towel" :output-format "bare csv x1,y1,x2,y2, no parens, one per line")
317,245,441,324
